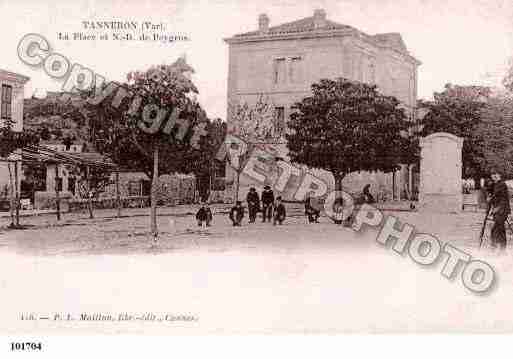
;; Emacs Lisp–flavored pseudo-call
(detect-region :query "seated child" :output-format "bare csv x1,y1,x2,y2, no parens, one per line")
331,197,354,226
229,201,244,226
196,202,213,227
273,196,286,225
332,197,345,225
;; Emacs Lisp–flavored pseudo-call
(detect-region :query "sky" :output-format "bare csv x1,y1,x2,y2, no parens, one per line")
1,0,512,119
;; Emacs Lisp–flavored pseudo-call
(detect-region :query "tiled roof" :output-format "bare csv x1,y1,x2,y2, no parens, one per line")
229,12,414,57
234,16,354,37
70,152,112,163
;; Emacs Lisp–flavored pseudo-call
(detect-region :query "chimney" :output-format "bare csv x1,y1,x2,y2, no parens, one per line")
259,13,269,33
313,9,326,28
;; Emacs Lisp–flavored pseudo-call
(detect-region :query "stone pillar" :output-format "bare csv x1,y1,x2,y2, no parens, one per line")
61,165,69,192
419,132,463,213
46,163,57,192
408,164,413,200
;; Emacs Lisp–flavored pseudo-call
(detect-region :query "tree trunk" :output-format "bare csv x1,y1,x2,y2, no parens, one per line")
86,166,93,219
115,169,121,218
407,164,413,200
150,143,159,237
209,163,213,203
7,162,15,227
234,170,241,203
334,173,345,193
14,161,20,227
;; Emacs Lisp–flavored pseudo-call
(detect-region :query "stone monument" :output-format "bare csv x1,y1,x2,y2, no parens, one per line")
419,132,463,213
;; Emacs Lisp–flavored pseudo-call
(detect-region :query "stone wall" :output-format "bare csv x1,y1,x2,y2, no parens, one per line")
100,172,197,205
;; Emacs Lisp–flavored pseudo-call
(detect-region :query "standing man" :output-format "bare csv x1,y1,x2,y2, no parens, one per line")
489,171,511,250
246,187,260,223
261,185,274,223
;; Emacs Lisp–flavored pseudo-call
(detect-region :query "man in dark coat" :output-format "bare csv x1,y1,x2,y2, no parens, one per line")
273,196,286,225
261,185,274,223
246,187,260,223
196,202,213,227
229,201,244,226
304,192,320,223
489,171,511,250
362,184,375,204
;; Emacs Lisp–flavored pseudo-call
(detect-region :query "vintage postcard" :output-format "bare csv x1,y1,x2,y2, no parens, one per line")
1,0,513,350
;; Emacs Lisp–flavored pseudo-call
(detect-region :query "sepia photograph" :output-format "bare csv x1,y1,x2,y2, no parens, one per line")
1,0,513,356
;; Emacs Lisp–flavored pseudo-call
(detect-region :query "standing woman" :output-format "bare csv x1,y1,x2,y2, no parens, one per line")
489,171,511,250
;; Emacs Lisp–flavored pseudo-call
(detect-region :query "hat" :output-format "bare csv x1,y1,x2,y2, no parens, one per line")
490,169,504,178
264,185,271,190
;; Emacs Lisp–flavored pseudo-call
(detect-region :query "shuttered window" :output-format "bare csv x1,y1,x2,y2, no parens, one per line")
1,85,13,120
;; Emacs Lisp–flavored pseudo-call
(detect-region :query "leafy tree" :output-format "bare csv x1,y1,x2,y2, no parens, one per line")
475,92,513,178
418,84,491,179
286,78,412,193
228,95,276,140
194,118,226,201
226,95,277,201
80,57,210,237
24,96,89,143
503,57,513,92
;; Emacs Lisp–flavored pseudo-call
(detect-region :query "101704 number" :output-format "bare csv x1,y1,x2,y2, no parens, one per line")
10,342,42,351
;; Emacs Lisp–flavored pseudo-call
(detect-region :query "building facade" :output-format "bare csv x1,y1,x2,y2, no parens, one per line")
0,69,30,205
224,9,421,201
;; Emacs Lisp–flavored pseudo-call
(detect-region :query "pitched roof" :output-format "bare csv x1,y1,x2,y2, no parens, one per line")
234,16,354,38
227,10,418,61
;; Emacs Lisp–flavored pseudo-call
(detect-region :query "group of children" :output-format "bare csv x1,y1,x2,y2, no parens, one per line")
195,185,287,227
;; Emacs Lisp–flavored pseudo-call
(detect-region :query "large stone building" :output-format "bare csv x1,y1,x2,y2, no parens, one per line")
0,69,30,206
224,9,421,201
